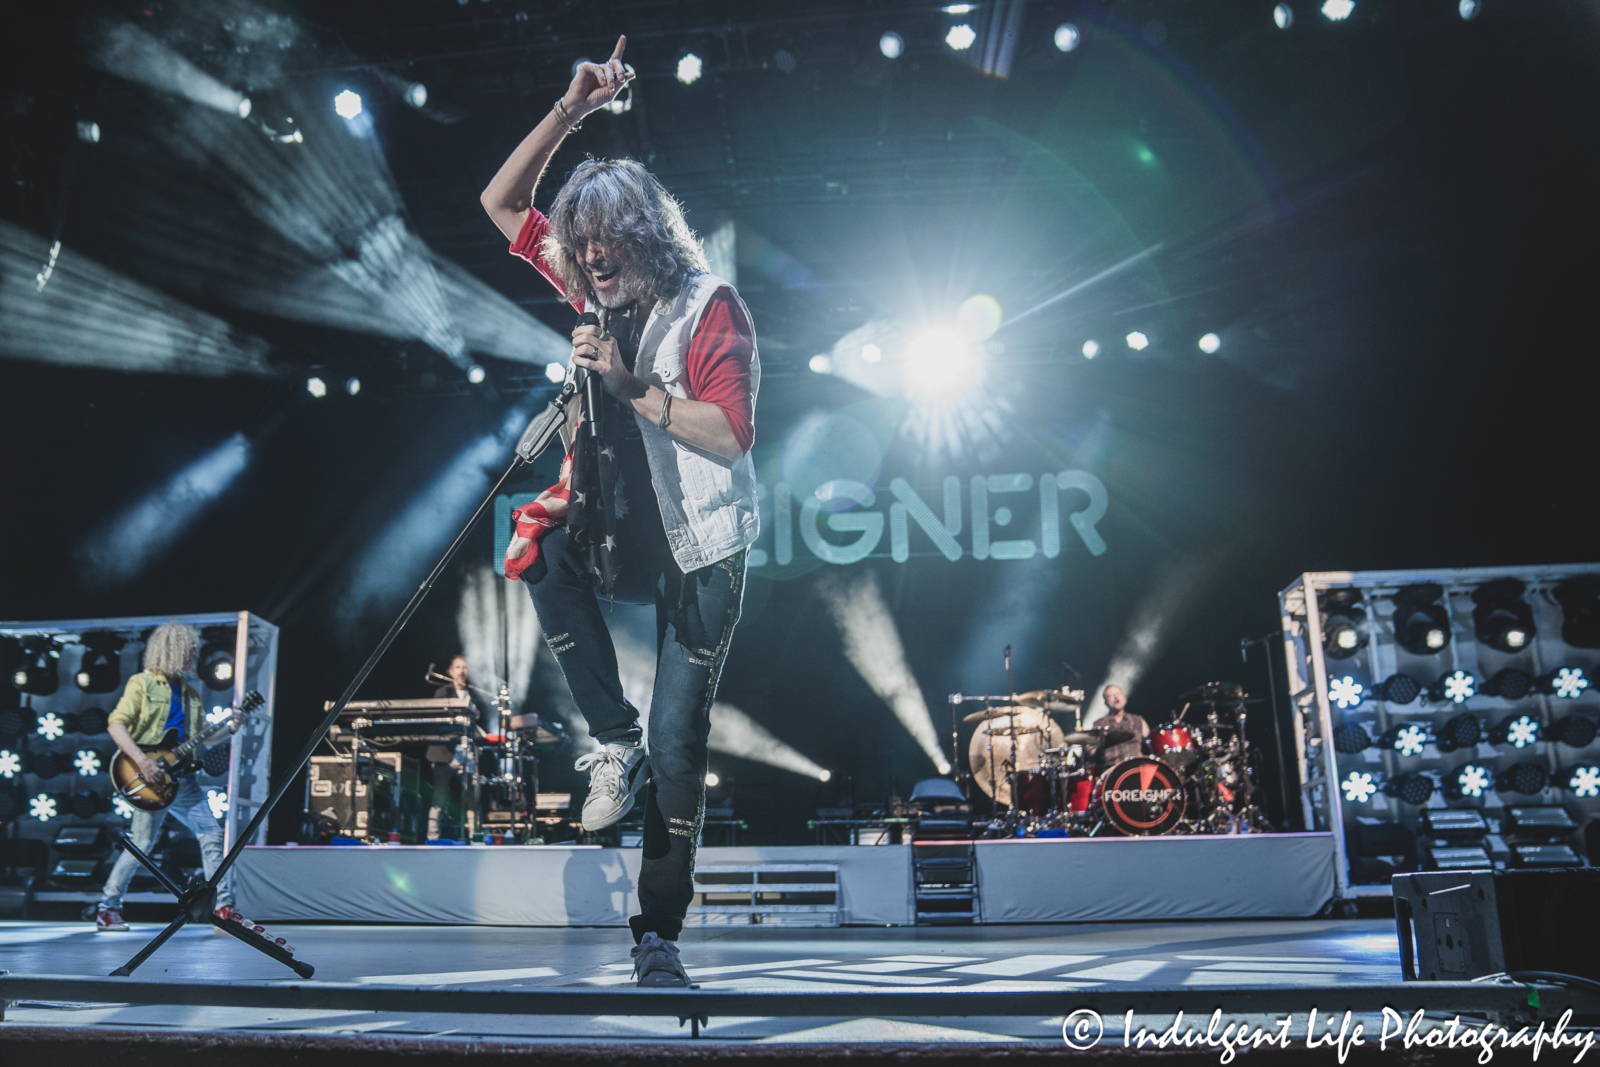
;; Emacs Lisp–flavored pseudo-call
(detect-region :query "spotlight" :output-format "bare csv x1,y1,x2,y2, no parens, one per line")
1435,712,1482,753
704,771,720,788
676,54,703,85
0,748,19,778
1539,667,1590,699
1443,762,1492,800
12,639,60,696
1553,715,1597,748
1341,771,1377,803
1458,0,1480,18
1392,583,1451,655
73,750,102,776
30,793,58,821
903,326,983,400
1429,670,1477,704
405,82,428,108
112,795,137,820
1198,333,1221,354
861,343,882,363
198,628,236,691
73,633,123,693
1472,578,1535,654
1322,0,1355,20
1483,668,1533,700
945,24,977,50
879,32,904,59
943,3,976,11
1385,771,1435,806
307,376,328,398
545,362,566,383
1274,3,1295,28
1375,673,1422,704
808,354,832,374
36,713,66,741
1054,23,1081,51
334,89,364,120
467,365,487,385
1490,713,1541,749
205,788,229,819
1082,340,1099,359
77,120,101,144
1378,723,1430,758
1565,764,1600,798
822,768,836,782
238,97,253,119
1320,589,1367,659
346,377,361,396
1125,331,1149,351
1496,761,1548,795
1328,675,1365,709
1553,576,1600,648
1332,722,1371,754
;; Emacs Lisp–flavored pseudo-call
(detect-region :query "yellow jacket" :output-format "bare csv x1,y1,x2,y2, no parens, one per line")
108,671,206,746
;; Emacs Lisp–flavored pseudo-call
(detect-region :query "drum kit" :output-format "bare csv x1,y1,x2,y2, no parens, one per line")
951,680,1272,837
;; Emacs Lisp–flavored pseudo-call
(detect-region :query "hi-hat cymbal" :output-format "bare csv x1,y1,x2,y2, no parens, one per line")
1014,688,1085,710
1060,727,1135,747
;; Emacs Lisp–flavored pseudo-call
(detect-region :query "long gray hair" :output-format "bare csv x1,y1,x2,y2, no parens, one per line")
542,158,708,306
143,623,199,677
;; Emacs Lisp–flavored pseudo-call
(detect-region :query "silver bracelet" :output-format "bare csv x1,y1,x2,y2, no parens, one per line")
659,390,673,429
552,98,583,133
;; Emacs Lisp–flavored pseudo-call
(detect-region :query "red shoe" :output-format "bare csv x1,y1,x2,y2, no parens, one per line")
95,904,129,932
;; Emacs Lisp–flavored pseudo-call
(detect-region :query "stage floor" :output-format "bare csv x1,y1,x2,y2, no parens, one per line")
1,918,1402,1043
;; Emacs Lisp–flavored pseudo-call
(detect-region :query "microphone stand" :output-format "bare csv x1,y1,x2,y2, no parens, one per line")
110,380,578,979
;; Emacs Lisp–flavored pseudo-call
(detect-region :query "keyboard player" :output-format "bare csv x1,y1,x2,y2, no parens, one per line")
425,655,495,840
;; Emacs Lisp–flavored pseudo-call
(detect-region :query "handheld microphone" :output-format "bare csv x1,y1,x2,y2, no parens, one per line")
577,311,602,438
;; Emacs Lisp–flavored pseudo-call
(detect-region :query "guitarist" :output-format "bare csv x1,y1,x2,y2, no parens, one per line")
96,623,241,933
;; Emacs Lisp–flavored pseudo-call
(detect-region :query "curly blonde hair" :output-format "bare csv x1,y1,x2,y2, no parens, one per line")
143,623,199,676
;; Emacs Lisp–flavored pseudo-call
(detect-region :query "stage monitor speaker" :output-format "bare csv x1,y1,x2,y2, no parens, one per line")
1394,868,1600,982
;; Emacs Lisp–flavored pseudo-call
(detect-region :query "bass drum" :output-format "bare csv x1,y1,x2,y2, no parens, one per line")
1096,756,1187,836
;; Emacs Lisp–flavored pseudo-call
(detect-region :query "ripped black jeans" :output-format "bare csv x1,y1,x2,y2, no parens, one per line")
519,525,745,941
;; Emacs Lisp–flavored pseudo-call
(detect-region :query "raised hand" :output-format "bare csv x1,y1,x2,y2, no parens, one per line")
565,35,633,117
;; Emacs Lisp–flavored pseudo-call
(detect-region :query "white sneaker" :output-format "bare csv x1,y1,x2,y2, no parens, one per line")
574,742,648,831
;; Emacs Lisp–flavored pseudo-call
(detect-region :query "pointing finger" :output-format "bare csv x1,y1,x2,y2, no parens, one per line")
610,35,627,62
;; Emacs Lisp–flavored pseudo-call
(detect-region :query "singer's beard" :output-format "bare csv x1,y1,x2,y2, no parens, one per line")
589,265,651,310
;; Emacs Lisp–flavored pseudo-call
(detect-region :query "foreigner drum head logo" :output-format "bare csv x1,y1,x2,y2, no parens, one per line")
1099,756,1186,835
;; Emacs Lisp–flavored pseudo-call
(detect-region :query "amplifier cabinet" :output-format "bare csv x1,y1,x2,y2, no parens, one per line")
1394,868,1600,981
307,753,421,842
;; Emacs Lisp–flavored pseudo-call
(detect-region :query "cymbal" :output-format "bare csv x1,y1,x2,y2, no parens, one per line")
1014,688,1085,709
1060,727,1135,747
963,706,1027,723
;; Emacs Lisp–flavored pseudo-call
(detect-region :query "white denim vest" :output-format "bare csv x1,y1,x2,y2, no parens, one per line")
601,272,760,574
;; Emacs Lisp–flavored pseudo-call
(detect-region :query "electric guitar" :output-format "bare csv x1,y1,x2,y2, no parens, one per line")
111,691,264,812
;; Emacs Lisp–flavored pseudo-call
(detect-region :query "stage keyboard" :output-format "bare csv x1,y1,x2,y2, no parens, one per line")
325,697,472,715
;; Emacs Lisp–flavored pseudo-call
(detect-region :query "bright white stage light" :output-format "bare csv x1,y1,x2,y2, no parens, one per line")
1274,3,1295,28
820,769,834,782
1341,771,1377,803
405,82,428,109
1553,667,1590,699
1082,340,1100,359
1571,766,1600,799
113,795,137,819
1328,676,1364,709
36,713,65,741
861,343,882,363
1392,724,1428,758
809,354,832,374
1055,23,1081,51
943,4,976,12
77,121,101,144
710,702,831,780
1459,0,1480,18
334,90,364,119
468,364,487,384
879,32,904,59
545,362,567,383
904,326,983,401
1503,627,1527,649
74,750,103,776
1198,332,1221,353
206,789,229,819
1125,331,1149,351
1454,763,1491,799
1504,714,1539,748
31,794,57,821
208,705,232,724
676,54,703,84
306,376,328,398
86,19,253,120
0,750,19,778
1442,670,1476,703
704,772,720,788
946,24,977,50
238,97,253,119
346,377,361,396
1322,0,1354,20
820,572,951,775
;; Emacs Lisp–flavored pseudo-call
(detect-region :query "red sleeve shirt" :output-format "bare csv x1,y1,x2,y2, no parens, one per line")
509,209,755,454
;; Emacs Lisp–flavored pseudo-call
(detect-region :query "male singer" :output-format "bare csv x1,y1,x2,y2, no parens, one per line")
480,36,758,987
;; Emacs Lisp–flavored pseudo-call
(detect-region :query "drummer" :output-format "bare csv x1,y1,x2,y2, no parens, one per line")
1089,685,1149,769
